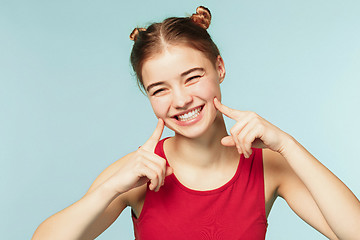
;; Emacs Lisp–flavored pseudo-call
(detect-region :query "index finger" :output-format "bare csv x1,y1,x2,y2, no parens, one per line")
142,118,164,151
213,98,239,119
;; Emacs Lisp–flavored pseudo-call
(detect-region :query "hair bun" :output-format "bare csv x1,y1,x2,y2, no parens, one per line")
130,28,147,41
190,6,211,29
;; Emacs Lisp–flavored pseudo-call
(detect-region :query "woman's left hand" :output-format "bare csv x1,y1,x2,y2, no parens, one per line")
214,98,290,158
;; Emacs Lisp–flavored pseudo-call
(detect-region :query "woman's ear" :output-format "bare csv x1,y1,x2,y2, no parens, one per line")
216,55,226,83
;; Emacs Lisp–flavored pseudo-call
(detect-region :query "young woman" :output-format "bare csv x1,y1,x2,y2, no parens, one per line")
33,6,360,240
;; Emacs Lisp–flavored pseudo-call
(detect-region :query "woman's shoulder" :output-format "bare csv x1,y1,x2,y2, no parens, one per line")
262,149,289,215
262,148,289,178
85,151,147,206
262,148,302,197
86,152,136,192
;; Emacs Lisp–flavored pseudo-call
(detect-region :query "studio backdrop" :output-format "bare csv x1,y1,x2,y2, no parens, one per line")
1,0,359,239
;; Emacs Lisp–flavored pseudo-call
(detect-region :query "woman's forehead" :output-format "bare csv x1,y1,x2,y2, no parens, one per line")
141,46,212,84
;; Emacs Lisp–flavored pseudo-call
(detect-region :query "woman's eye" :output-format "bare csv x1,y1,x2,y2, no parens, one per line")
152,88,165,96
186,75,201,83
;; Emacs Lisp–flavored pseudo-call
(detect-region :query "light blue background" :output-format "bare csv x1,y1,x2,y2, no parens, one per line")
1,0,359,239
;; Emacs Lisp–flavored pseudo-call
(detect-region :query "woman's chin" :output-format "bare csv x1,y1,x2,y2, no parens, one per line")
165,118,216,139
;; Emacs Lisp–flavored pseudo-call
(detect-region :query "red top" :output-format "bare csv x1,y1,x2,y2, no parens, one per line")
132,138,267,240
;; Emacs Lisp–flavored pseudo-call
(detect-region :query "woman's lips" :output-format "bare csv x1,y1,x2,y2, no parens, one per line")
176,105,203,121
171,105,205,126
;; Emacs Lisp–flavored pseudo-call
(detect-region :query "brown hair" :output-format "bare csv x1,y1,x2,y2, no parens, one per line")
130,6,220,92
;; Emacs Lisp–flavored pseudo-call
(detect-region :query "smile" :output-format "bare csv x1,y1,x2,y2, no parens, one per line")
175,105,204,122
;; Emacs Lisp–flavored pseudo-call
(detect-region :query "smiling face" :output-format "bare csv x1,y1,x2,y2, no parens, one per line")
142,45,225,138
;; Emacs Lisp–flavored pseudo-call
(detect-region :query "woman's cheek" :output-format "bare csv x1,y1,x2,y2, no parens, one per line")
196,79,221,100
150,97,170,119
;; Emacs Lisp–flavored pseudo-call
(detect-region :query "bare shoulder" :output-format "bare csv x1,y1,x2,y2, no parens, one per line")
62,152,149,238
262,148,307,198
262,148,289,184
85,152,146,209
86,152,135,195
262,148,293,216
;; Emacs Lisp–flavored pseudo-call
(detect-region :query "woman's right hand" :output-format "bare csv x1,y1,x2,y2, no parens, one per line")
105,118,173,194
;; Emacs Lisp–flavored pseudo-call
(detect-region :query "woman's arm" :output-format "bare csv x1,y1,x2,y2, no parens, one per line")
265,149,338,239
214,98,360,239
278,136,360,239
32,119,172,240
32,155,128,240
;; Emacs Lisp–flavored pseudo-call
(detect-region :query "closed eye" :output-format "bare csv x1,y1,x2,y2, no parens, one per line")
186,75,202,83
152,88,166,96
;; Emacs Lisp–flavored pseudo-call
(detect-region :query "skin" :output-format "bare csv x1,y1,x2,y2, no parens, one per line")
32,45,360,240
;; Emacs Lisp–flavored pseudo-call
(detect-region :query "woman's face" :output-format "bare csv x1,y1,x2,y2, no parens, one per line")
142,45,225,138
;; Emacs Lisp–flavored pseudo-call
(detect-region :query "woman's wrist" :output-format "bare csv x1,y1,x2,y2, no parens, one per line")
277,133,299,158
95,180,123,203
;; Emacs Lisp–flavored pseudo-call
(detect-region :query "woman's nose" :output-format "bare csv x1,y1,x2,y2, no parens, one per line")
172,88,193,109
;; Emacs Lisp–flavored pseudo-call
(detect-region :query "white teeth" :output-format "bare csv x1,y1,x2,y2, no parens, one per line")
177,107,202,121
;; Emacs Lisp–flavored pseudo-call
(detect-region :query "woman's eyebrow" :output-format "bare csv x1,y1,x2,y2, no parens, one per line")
146,68,205,92
180,67,205,77
146,81,165,92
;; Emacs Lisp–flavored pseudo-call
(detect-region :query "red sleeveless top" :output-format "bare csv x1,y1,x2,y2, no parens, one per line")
132,138,267,239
